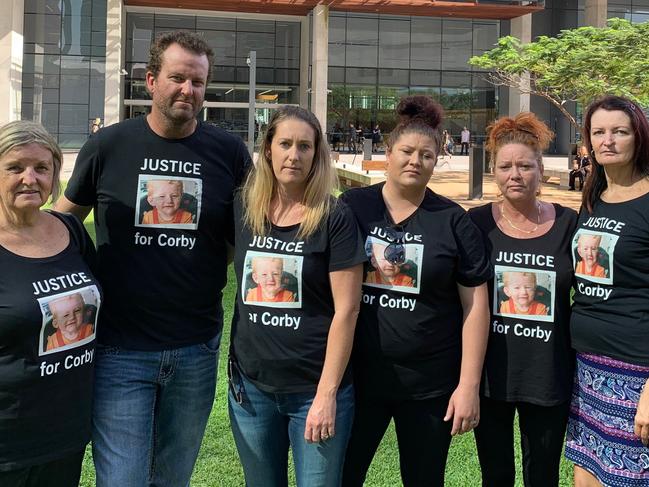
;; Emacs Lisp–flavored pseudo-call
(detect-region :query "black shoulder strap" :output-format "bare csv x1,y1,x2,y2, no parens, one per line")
48,210,87,255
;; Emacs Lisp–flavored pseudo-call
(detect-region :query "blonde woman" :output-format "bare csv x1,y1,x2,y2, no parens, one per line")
229,106,365,487
0,121,100,486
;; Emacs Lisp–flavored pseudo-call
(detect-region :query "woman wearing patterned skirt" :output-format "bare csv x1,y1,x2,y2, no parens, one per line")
566,95,649,487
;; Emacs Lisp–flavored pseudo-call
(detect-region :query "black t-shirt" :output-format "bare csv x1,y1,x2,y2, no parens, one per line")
231,195,366,393
571,192,649,366
65,117,250,350
0,211,101,471
469,203,577,405
340,183,492,400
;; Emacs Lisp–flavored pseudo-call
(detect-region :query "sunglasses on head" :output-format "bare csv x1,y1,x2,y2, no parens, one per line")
383,225,406,265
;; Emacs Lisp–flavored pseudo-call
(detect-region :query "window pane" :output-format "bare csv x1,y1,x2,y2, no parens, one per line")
346,17,378,45
345,44,377,68
196,17,235,31
24,14,61,45
329,14,346,44
42,104,60,133
410,70,441,86
442,71,471,88
59,104,89,133
154,14,195,29
378,19,410,69
237,19,274,33
345,67,377,85
441,20,473,70
411,18,441,70
25,0,62,15
379,69,409,86
236,32,275,59
473,22,498,53
60,75,90,103
329,43,345,66
329,67,345,84
276,22,300,46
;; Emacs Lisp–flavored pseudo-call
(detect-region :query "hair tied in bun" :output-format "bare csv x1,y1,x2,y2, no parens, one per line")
396,96,443,131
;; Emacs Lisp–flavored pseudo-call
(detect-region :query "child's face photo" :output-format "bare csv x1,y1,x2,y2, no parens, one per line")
503,273,536,311
577,234,601,267
50,294,85,341
147,181,182,220
371,244,401,278
252,258,284,298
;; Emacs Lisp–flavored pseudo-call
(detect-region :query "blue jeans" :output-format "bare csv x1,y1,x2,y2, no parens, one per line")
92,335,220,487
229,373,354,487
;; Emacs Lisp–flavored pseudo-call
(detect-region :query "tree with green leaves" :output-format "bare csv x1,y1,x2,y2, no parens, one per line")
469,18,649,131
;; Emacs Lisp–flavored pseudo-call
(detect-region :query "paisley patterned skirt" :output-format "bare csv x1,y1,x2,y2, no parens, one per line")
565,353,649,487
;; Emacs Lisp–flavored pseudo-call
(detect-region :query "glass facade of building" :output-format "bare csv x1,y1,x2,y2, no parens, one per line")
21,0,106,148
124,12,302,139
325,12,499,143
18,0,648,149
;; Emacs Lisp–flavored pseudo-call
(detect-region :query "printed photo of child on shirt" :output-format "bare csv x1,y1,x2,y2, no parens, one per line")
572,230,617,285
135,175,202,230
363,236,422,295
38,286,101,355
242,252,302,308
494,267,555,322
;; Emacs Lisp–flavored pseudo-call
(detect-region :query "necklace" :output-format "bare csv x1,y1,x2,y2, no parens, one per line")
500,201,541,234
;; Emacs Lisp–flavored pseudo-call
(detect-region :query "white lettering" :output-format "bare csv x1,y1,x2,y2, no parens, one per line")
157,233,196,250
64,349,95,369
583,216,625,233
378,294,416,311
140,158,202,175
513,323,552,343
369,226,422,243
577,282,613,300
32,272,92,296
260,312,301,331
248,236,304,253
494,251,554,268
492,319,510,335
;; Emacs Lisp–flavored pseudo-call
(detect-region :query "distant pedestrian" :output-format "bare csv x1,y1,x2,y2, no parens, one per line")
372,124,382,152
332,122,342,152
347,122,356,153
461,126,471,155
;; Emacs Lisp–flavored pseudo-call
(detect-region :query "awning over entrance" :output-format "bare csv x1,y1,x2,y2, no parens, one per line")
124,0,544,20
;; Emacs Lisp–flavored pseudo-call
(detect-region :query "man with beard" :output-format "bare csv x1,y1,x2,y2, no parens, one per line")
55,31,250,487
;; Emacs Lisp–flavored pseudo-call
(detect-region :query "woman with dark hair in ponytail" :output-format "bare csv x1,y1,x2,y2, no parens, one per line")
566,95,649,487
341,96,491,486
468,113,577,486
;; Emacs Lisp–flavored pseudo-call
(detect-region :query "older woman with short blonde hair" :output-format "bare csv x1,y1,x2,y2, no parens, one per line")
0,121,101,486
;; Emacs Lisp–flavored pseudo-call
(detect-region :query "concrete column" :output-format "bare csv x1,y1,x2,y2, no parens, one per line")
104,0,124,126
310,4,328,133
0,0,24,123
585,0,608,28
299,16,309,109
507,13,531,116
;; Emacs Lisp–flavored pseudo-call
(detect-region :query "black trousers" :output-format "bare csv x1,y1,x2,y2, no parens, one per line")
473,396,569,487
461,142,469,155
0,450,84,487
569,169,584,190
342,392,452,487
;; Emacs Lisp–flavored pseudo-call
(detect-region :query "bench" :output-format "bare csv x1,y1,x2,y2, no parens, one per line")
542,168,570,189
336,165,386,189
361,160,387,171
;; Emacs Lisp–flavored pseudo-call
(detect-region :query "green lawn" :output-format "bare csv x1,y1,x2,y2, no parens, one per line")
71,209,574,486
